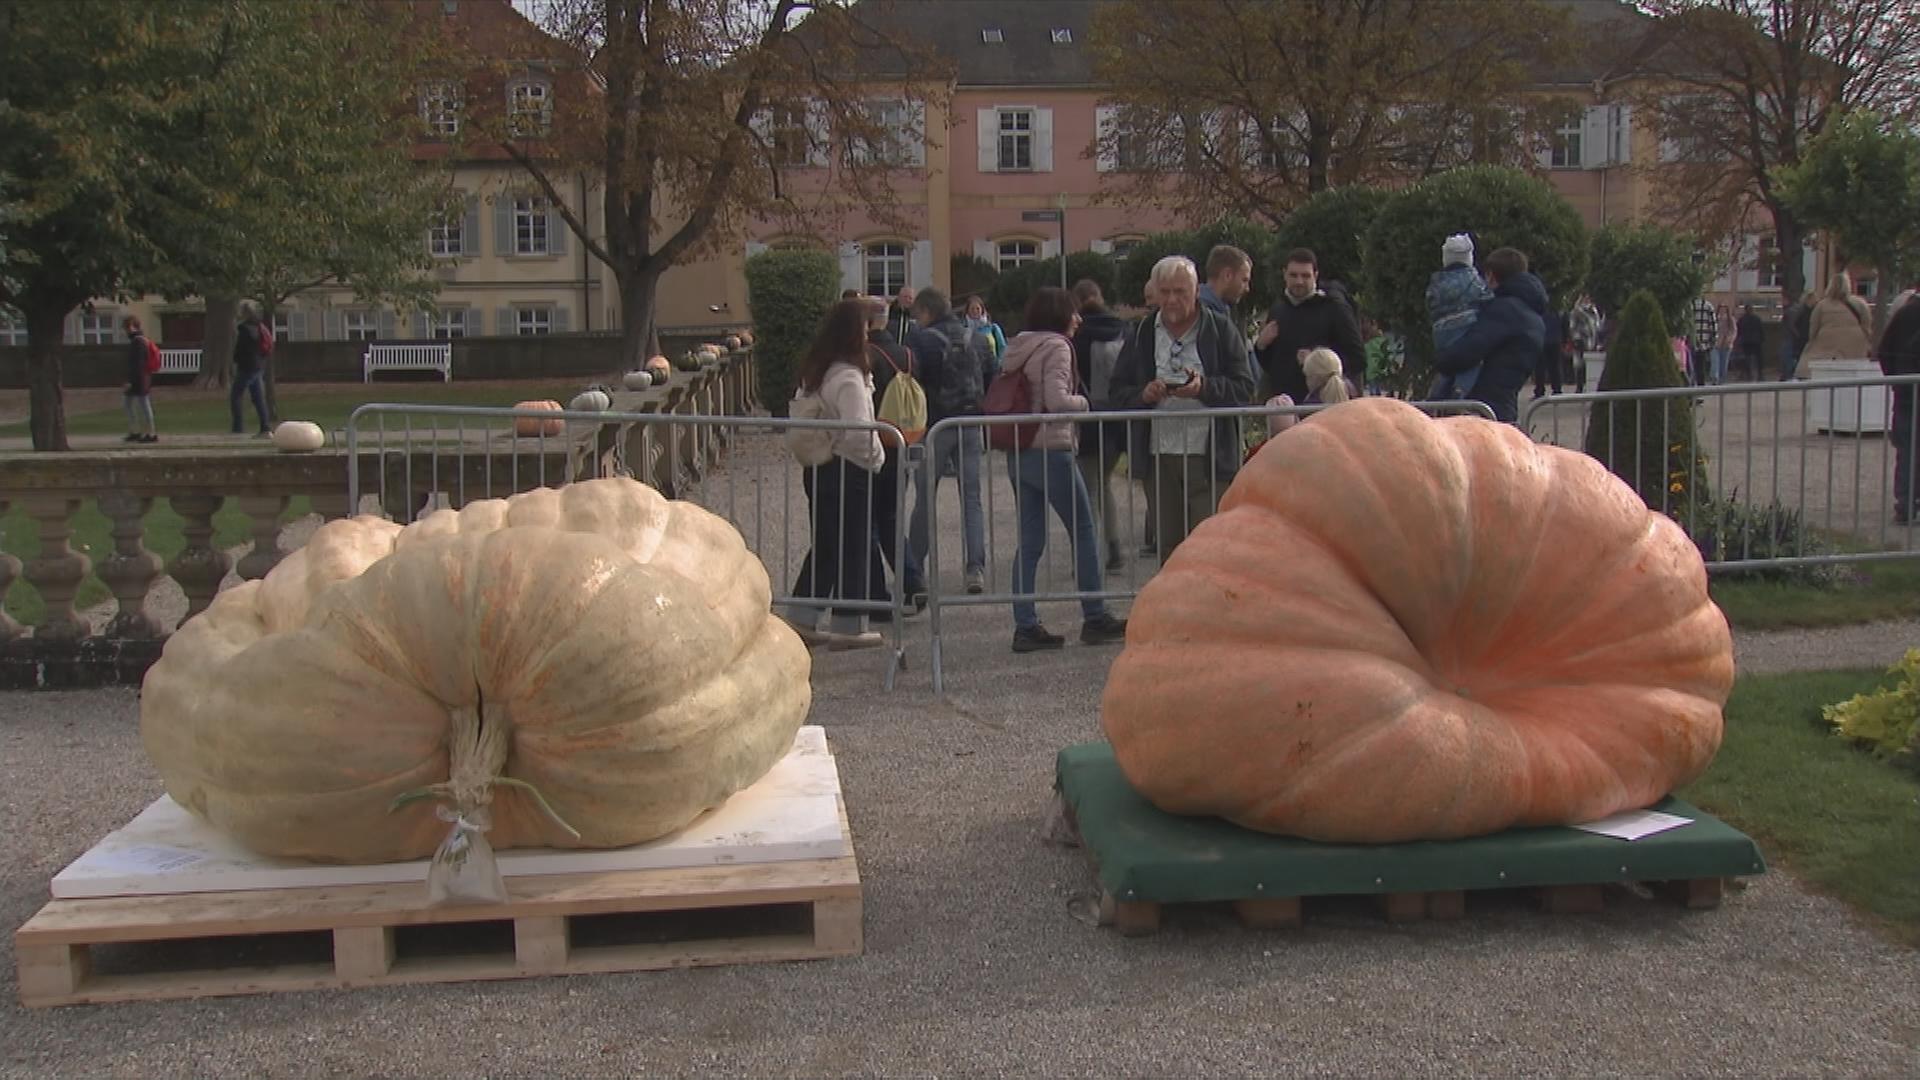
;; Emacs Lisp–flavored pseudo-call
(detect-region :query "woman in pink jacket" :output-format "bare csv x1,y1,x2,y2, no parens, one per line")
1000,287,1129,653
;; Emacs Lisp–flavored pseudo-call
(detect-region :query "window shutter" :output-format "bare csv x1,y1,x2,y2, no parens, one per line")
553,306,570,333
1238,114,1263,168
973,239,995,262
1611,104,1633,165
977,109,998,172
462,197,481,255
746,240,769,259
63,311,80,344
112,316,128,344
1040,239,1060,260
748,107,772,154
290,312,309,341
1095,106,1117,172
378,310,397,340
1091,239,1113,255
805,99,831,167
460,309,477,337
1582,106,1611,167
497,307,514,336
413,312,431,338
323,310,343,340
910,239,933,290
839,241,862,293
548,205,568,255
495,196,515,255
1033,107,1054,172
904,100,925,168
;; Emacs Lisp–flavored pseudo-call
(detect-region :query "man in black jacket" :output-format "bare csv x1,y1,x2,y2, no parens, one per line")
231,301,272,435
904,288,994,595
1433,247,1545,423
121,314,158,443
1071,279,1132,570
1254,247,1364,402
1876,292,1920,522
864,298,923,610
1734,304,1765,382
1109,256,1256,557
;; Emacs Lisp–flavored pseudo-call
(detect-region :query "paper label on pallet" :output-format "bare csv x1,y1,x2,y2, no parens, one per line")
53,726,846,899
1570,809,1693,841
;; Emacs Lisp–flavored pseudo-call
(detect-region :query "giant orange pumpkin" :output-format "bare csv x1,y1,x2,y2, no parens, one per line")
1102,397,1733,843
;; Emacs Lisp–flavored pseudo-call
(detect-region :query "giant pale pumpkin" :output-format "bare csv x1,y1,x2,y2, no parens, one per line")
141,477,811,863
1102,398,1732,843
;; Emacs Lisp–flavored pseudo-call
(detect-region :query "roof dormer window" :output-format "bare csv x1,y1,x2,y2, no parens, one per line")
1050,28,1072,45
981,28,1004,44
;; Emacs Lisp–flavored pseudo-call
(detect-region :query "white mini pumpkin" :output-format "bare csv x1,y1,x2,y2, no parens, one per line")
568,389,612,413
623,370,655,390
271,421,327,453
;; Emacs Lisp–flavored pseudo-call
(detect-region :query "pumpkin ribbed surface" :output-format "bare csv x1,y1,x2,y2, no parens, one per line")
1102,398,1732,843
141,477,811,863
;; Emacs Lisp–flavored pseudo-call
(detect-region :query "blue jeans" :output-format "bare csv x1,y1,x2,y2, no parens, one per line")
909,425,986,575
1710,346,1730,384
230,368,269,432
1006,448,1108,629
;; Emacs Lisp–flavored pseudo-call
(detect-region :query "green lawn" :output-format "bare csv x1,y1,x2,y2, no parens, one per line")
1712,557,1920,630
0,380,590,439
2,497,312,626
1683,669,1920,944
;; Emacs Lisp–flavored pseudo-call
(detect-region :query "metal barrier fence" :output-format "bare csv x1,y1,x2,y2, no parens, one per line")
919,400,1497,694
1519,376,1920,572
344,403,912,687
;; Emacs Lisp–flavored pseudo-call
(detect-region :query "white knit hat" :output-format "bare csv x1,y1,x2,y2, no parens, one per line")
1441,233,1475,267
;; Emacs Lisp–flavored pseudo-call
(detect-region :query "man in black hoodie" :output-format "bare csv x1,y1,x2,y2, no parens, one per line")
1875,292,1920,522
1071,279,1131,571
1254,248,1365,402
1433,247,1545,423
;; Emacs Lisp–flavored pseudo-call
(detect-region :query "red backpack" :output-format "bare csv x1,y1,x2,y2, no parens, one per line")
257,323,275,358
982,362,1037,451
143,338,162,375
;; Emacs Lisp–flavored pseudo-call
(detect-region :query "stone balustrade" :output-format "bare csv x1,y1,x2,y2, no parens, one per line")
0,350,760,688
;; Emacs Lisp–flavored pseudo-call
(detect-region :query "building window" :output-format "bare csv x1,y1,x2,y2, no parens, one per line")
515,306,553,336
996,239,1039,272
1050,28,1072,44
981,28,1003,43
431,309,468,340
1551,118,1583,169
997,109,1034,171
420,81,461,138
429,213,464,257
1756,235,1783,289
0,315,27,346
851,99,910,166
271,311,292,342
1115,122,1156,171
863,242,908,297
1107,236,1145,261
508,78,551,136
344,310,379,341
766,103,810,167
1858,277,1879,300
80,311,116,344
513,195,550,255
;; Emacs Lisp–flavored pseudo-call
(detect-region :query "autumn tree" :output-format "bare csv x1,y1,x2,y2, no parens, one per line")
1774,109,1920,329
505,0,943,368
1632,0,1920,306
1086,0,1575,226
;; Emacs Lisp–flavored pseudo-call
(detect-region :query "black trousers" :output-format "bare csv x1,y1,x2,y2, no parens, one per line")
792,461,876,624
867,445,915,601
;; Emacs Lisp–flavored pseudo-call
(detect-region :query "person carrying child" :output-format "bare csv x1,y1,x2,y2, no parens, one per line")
1426,233,1492,399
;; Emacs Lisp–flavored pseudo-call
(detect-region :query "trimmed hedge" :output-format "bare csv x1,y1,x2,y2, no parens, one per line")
1273,185,1392,305
745,249,840,416
987,250,1117,332
1585,221,1715,331
1362,166,1588,392
950,253,998,302
1113,217,1277,321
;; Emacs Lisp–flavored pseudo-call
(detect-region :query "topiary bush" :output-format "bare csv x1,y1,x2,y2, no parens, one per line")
1362,165,1588,393
1582,290,1709,513
1112,217,1276,319
1274,185,1391,305
1115,229,1195,307
988,250,1117,332
950,253,998,302
1586,221,1716,331
745,248,840,416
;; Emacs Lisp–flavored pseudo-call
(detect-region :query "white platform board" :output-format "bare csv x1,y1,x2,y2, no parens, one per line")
52,726,845,900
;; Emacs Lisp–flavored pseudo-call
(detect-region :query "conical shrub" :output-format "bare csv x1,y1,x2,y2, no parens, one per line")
1583,290,1710,514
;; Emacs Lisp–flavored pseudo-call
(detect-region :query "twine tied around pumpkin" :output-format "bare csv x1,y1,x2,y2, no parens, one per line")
388,693,581,841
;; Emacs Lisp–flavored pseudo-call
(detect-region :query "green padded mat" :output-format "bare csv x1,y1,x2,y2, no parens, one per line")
1056,742,1766,904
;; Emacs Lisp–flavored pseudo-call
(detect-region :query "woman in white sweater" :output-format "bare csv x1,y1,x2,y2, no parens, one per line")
1000,287,1128,653
781,299,887,650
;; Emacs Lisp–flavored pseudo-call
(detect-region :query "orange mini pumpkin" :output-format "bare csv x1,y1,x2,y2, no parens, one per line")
1102,398,1733,844
512,400,564,437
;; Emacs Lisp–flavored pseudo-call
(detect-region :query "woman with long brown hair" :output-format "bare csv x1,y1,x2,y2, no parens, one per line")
781,298,887,650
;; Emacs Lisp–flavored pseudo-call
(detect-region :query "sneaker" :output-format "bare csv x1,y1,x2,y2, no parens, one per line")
140,434,159,444
827,630,884,652
1012,625,1066,653
904,582,928,609
255,429,272,438
1138,542,1158,558
122,433,141,443
1081,613,1128,645
964,568,986,595
1105,550,1126,574
779,615,832,648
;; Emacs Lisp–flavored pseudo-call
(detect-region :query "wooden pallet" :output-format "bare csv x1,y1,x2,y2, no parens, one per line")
1059,795,1726,938
16,805,861,1007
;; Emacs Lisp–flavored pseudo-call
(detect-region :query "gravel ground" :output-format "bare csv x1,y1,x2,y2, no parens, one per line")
6,428,1920,1077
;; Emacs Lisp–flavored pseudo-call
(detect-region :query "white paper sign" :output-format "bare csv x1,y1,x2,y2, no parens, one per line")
1570,809,1693,841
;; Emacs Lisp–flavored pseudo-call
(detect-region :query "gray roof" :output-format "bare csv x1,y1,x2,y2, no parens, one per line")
846,0,1667,90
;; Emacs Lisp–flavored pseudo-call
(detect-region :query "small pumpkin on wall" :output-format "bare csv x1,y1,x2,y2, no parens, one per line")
623,370,655,391
568,389,612,413
270,421,327,453
723,335,742,350
512,400,565,437
738,330,755,347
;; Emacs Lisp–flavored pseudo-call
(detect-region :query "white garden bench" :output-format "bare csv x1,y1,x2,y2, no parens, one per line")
363,342,453,382
157,348,202,376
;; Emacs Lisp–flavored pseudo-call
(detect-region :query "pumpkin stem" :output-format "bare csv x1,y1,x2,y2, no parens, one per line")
386,689,581,841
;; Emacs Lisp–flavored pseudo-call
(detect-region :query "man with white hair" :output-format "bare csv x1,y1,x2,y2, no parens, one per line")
1108,255,1255,557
